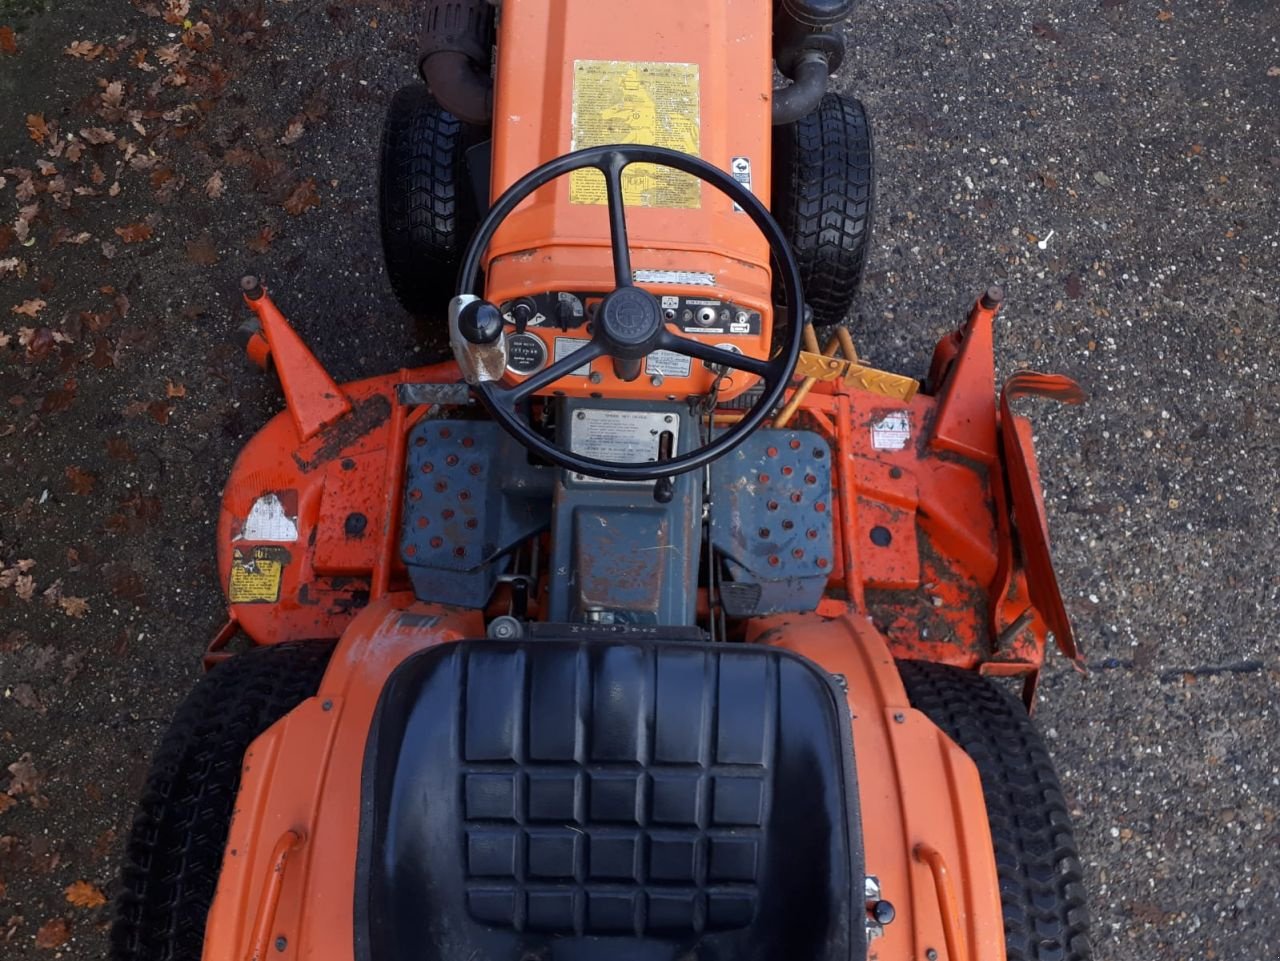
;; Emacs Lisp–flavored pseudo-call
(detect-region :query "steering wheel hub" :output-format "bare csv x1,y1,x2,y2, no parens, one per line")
598,286,663,358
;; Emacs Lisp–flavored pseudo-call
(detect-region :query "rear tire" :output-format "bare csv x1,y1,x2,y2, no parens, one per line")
897,661,1092,961
110,642,334,961
378,83,482,328
772,93,875,328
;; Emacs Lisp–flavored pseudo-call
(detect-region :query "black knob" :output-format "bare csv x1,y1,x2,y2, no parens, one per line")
511,298,537,334
871,900,896,925
653,476,675,504
459,300,504,345
556,298,577,330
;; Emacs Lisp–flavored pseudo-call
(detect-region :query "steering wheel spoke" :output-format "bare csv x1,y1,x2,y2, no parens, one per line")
657,330,775,380
508,338,606,404
601,152,633,288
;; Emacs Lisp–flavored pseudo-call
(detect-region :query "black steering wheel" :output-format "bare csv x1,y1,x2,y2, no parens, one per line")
459,144,804,482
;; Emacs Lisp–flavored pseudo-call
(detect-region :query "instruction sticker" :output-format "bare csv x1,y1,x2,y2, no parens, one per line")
871,412,911,451
228,546,290,604
570,60,701,209
553,337,594,377
645,350,692,378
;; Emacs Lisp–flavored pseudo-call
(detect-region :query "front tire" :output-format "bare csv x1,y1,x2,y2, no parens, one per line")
772,93,875,328
110,642,333,961
897,660,1092,961
378,83,482,327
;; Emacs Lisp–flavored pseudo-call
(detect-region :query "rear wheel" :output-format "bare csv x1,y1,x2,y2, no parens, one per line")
378,83,483,330
772,93,875,328
897,660,1092,961
110,642,333,961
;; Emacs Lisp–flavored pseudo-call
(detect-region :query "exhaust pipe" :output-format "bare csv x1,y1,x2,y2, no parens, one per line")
772,0,853,124
418,0,493,126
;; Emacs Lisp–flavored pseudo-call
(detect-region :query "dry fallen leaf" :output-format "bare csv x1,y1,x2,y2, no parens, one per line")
204,169,225,198
0,794,16,814
165,378,187,398
280,118,305,145
101,80,124,107
0,26,17,55
79,127,116,145
114,222,153,244
64,40,104,60
1156,9,1173,21
26,114,49,145
185,233,218,266
34,917,69,950
59,596,90,619
163,0,191,26
246,224,276,253
65,881,106,909
65,465,96,495
12,299,46,317
282,177,320,215
6,753,41,795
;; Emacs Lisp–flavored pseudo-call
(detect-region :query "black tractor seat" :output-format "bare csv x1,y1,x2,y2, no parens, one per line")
356,637,865,961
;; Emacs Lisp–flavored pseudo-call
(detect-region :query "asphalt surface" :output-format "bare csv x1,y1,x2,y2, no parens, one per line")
1,0,1278,958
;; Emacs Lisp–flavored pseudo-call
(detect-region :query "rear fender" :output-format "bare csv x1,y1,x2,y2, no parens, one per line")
748,613,1007,961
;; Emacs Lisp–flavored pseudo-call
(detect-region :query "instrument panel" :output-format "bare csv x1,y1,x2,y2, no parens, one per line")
498,290,767,394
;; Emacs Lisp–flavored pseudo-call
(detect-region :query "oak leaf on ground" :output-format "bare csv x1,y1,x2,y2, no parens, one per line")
59,596,90,619
64,881,106,909
26,114,49,145
282,177,319,215
64,40,104,60
34,918,69,950
114,222,153,244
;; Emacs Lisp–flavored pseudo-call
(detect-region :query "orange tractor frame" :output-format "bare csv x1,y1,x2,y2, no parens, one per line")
111,2,1092,961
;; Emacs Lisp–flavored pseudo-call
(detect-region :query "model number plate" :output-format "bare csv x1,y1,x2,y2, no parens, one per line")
569,409,679,483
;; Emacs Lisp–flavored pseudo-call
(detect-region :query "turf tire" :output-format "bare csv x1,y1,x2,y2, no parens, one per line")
896,660,1092,961
110,642,334,961
378,83,481,325
772,92,875,328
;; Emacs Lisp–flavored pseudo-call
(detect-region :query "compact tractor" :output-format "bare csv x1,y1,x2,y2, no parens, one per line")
112,2,1091,960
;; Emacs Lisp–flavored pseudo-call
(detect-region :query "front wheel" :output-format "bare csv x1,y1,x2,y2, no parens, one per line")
378,83,484,330
772,93,875,328
110,642,333,961
897,660,1092,961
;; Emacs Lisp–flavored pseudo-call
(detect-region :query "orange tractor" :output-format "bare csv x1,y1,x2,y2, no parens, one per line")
112,2,1091,961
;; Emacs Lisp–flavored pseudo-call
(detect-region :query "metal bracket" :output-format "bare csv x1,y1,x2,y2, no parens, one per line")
396,382,475,407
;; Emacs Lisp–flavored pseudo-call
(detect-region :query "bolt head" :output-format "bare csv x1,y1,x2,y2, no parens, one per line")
893,712,906,723
275,936,288,952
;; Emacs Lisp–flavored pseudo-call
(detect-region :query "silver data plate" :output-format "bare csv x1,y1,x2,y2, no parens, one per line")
568,408,680,484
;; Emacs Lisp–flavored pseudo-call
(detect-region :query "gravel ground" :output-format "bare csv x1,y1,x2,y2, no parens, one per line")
1,0,1277,958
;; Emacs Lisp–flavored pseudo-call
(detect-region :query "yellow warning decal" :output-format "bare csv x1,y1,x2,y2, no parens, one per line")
229,546,289,604
570,60,701,209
